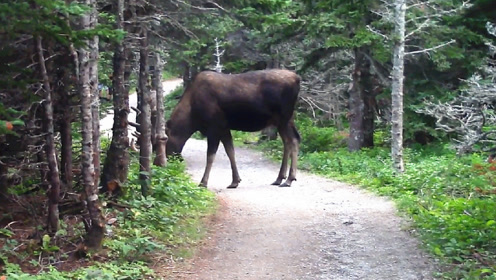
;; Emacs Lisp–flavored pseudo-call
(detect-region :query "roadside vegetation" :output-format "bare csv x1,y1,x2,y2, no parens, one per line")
1,141,216,279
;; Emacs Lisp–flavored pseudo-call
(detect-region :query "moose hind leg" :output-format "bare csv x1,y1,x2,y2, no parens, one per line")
221,131,241,188
280,124,300,187
272,126,290,186
200,137,220,188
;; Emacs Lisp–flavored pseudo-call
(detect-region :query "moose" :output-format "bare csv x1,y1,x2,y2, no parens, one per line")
166,69,301,188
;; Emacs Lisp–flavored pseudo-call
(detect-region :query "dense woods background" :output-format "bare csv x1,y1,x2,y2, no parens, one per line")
1,0,496,278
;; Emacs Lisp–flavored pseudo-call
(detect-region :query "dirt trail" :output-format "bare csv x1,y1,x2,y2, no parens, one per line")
171,138,436,280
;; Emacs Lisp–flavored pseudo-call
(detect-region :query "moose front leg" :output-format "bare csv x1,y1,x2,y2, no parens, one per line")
200,137,220,187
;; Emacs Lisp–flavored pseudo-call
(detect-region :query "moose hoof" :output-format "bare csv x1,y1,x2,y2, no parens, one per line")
227,179,241,189
279,179,295,187
198,182,208,188
271,178,284,186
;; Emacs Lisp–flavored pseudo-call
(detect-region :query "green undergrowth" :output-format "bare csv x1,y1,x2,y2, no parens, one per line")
241,115,496,279
2,157,216,279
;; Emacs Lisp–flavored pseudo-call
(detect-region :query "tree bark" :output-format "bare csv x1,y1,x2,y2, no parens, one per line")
89,4,101,187
59,103,73,192
36,35,61,233
0,160,7,199
348,48,375,151
138,29,152,196
101,0,130,192
391,0,406,173
152,52,167,166
79,0,105,249
150,55,158,151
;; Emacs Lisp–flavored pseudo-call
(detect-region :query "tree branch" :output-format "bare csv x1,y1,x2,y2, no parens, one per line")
405,39,455,55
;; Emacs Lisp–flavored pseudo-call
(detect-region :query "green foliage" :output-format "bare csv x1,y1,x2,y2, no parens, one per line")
2,259,153,280
109,157,216,260
256,114,348,155
2,156,215,279
0,103,25,135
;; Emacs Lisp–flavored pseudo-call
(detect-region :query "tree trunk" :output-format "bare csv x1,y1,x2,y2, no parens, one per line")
79,1,105,249
149,54,158,151
391,0,406,173
59,105,73,192
0,160,7,199
36,35,61,233
152,52,167,166
90,5,100,188
59,45,74,194
348,48,375,151
138,29,152,196
101,0,130,192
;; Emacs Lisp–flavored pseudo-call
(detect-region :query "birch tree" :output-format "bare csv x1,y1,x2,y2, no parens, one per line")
391,0,406,172
79,0,105,249
89,1,100,188
372,0,469,172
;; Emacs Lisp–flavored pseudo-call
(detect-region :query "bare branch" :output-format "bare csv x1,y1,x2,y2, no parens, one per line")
405,39,455,56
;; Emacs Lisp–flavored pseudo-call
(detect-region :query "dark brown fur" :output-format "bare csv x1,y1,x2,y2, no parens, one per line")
166,69,301,188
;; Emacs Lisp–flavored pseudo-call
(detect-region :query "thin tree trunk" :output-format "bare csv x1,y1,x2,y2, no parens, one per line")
101,0,130,192
348,49,366,151
89,4,100,187
36,35,61,233
59,105,73,192
391,0,406,173
79,1,105,249
0,161,7,199
150,54,158,152
348,49,375,151
152,52,167,166
138,29,152,196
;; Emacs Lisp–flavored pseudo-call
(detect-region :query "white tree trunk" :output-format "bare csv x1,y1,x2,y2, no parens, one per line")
79,0,105,249
391,0,406,173
89,1,100,187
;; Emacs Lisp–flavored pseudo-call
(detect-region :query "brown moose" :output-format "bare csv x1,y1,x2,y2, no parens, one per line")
166,69,301,188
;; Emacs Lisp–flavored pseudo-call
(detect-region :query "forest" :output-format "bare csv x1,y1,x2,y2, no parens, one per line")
0,0,496,279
